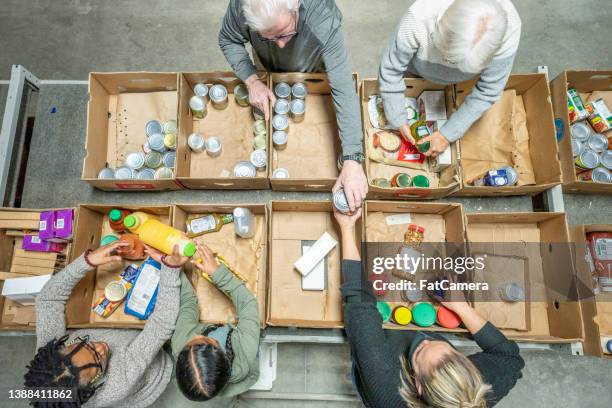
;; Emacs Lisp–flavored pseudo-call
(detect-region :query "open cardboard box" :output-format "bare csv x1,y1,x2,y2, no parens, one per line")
82,72,182,191
550,70,612,194
453,73,562,196
176,72,270,190
267,201,360,328
360,78,461,199
269,73,359,192
466,212,583,344
0,208,75,330
363,201,468,332
571,224,612,358
66,204,173,328
173,204,267,327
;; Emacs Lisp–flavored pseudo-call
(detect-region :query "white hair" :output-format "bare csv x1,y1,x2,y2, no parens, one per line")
432,0,508,73
242,0,299,32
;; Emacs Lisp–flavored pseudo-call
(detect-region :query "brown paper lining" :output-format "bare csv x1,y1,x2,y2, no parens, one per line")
593,292,612,335
586,90,612,108
365,212,446,243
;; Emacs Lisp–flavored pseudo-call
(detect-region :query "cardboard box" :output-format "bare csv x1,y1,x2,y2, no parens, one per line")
571,224,612,357
550,70,612,194
466,213,583,343
363,201,468,332
66,205,173,328
269,73,360,192
454,74,562,196
176,72,270,190
173,204,268,327
360,78,461,199
82,72,182,191
267,201,360,327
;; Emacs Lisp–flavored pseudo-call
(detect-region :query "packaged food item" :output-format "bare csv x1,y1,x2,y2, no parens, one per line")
567,88,589,123
372,178,391,188
587,232,612,292
188,133,206,153
409,121,432,153
52,209,74,242
291,82,308,99
577,167,611,183
109,209,131,232
124,258,161,320
391,306,412,325
186,213,234,238
570,122,591,142
100,234,119,246
418,90,447,121
412,175,430,188
373,131,402,153
412,303,436,327
272,168,290,178
332,189,350,214
397,224,425,276
431,145,452,172
376,302,392,323
233,208,255,239
117,234,146,260
600,150,612,170
498,283,525,302
209,84,229,110
205,136,222,157
586,98,612,133
437,306,461,329
233,83,249,107
575,149,600,171
124,212,196,257
38,211,55,240
391,173,412,188
92,264,138,318
22,235,64,252
587,133,609,153
474,167,518,187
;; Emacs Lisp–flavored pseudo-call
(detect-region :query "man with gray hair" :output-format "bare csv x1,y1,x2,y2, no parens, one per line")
219,0,367,211
379,0,522,158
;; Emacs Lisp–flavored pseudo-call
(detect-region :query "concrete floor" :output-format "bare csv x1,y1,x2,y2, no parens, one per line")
1,0,611,407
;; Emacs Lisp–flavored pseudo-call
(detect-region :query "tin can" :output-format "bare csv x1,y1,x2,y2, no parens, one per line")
567,88,589,122
252,106,265,121
115,166,135,179
274,82,291,99
98,167,115,179
145,120,163,138
144,151,163,168
587,133,608,153
272,168,290,178
189,95,208,119
188,133,206,153
206,136,222,157
163,120,177,135
586,98,612,133
148,133,168,153
498,283,525,302
289,99,306,123
391,173,412,188
253,119,267,135
274,98,290,115
498,166,518,186
233,207,255,238
234,161,257,177
250,149,267,170
333,189,350,213
575,149,600,170
125,152,145,170
234,83,250,107
401,288,423,303
163,133,177,150
571,139,584,157
209,84,229,110
253,134,267,150
483,169,510,186
600,150,612,170
194,83,209,101
372,178,391,188
143,141,152,154
154,167,174,179
272,114,289,132
391,305,413,326
570,122,592,142
137,168,156,180
105,281,127,302
163,151,176,168
578,167,611,183
272,130,288,150
412,174,430,188
291,82,308,99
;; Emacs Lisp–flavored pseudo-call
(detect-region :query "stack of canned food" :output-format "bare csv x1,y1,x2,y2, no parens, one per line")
98,119,177,180
570,118,612,184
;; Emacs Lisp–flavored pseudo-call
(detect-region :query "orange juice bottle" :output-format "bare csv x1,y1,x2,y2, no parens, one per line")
123,212,196,258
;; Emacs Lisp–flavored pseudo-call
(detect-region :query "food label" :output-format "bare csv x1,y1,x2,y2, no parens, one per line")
126,263,160,315
386,213,412,225
31,236,41,244
190,215,216,234
56,219,65,229
39,220,47,230
397,139,426,163
595,238,612,261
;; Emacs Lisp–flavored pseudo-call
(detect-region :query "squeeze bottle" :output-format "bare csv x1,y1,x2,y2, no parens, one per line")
109,209,131,232
123,212,196,258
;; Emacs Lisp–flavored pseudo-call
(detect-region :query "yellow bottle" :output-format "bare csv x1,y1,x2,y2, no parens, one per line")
123,212,196,258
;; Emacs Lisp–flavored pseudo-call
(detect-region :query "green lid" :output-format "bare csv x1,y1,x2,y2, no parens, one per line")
123,215,137,229
417,140,430,153
100,234,119,246
396,173,412,187
376,302,392,323
109,209,123,222
183,242,197,257
412,175,430,188
412,302,436,327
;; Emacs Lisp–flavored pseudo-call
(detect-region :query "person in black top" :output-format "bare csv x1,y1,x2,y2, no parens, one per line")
333,208,525,408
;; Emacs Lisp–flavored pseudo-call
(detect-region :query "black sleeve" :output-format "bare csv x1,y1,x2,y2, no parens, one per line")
468,322,525,407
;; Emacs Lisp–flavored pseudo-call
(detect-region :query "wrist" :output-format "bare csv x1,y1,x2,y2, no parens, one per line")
83,250,96,268
161,255,182,269
245,74,259,88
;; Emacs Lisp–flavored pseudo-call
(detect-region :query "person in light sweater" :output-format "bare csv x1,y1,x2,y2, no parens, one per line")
379,0,522,158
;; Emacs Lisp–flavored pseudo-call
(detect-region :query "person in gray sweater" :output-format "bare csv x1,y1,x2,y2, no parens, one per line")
24,241,188,407
379,0,521,158
219,0,367,212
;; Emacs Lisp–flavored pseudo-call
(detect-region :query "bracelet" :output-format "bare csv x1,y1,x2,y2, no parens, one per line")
161,255,182,269
83,249,96,268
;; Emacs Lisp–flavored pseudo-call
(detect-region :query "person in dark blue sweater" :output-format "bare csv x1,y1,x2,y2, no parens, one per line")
333,209,525,408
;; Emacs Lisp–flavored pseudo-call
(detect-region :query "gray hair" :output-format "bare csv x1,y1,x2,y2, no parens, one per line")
432,0,508,73
242,0,299,32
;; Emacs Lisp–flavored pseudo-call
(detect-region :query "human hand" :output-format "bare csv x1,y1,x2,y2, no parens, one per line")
144,244,189,267
418,130,449,158
245,74,275,120
191,242,219,276
333,207,362,232
434,276,470,313
87,241,127,266
399,124,415,144
333,160,368,213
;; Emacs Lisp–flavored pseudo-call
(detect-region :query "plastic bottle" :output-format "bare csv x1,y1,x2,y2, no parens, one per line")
233,208,255,238
123,212,196,257
109,209,131,232
116,234,145,260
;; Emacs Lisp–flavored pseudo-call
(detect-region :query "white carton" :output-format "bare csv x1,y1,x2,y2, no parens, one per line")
2,274,52,306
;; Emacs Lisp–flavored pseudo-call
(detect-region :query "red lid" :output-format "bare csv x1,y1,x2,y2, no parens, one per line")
437,306,462,329
408,224,425,234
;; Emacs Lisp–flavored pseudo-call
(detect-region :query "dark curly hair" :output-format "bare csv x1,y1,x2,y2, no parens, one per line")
24,335,99,407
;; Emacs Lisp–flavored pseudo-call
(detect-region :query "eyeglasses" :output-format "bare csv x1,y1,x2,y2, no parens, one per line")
257,11,298,42
65,335,106,387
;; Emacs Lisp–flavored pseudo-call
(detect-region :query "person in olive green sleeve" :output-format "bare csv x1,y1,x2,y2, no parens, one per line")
171,242,260,401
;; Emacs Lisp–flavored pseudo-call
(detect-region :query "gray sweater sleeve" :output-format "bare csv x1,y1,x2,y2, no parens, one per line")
218,0,258,82
440,55,516,142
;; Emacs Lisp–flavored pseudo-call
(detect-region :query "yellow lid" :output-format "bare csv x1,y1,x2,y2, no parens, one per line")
392,306,412,325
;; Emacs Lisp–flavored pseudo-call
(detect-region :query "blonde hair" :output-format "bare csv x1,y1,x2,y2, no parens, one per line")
399,350,492,408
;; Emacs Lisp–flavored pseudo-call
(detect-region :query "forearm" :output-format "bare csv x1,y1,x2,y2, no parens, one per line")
341,227,360,261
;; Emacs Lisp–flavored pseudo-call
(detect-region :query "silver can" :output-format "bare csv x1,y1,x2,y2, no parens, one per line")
272,130,288,150
189,95,208,119
98,167,115,179
600,150,612,170
289,99,306,123
587,133,608,153
194,83,210,101
272,114,289,132
234,161,257,177
163,120,177,135
591,167,612,183
272,168,290,178
250,149,267,170
234,83,250,107
332,189,350,214
576,149,600,170
154,167,174,179
291,82,308,99
571,139,584,157
206,136,222,157
163,151,176,168
570,122,591,142
209,84,229,110
143,141,152,154
125,152,145,170
274,82,291,99
163,133,177,150
499,283,525,302
137,168,156,180
145,120,163,138
274,99,290,115
115,166,135,179
253,119,267,135
233,207,255,239
499,166,518,186
253,134,267,150
144,151,163,169
148,133,168,153
188,133,206,153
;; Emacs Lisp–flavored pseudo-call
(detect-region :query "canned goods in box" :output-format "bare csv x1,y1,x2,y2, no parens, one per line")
163,151,176,168
274,98,290,115
98,167,115,179
570,122,591,142
209,84,229,110
234,83,250,107
145,120,163,138
272,130,288,150
290,99,306,123
148,133,168,153
412,175,430,188
272,168,290,178
206,136,222,157
291,82,308,99
234,161,257,177
188,133,206,153
154,167,174,179
575,149,600,170
163,133,177,150
333,189,350,214
137,168,156,180
115,166,135,180
571,139,584,157
253,134,267,150
252,106,265,121
253,119,267,135
144,151,163,169
578,167,611,183
189,95,208,119
194,83,209,100
163,120,177,135
105,281,127,302
567,88,589,122
600,150,612,170
274,82,291,99
272,114,289,132
587,133,608,153
125,152,145,170
143,141,152,154
391,173,412,188
372,178,391,188
586,98,612,133
498,283,525,302
498,166,518,186
250,149,267,170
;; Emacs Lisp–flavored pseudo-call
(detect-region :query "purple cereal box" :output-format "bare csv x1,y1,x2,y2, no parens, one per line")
50,209,74,242
22,235,64,252
38,211,55,240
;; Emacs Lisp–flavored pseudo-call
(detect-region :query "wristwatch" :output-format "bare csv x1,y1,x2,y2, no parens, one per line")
341,153,365,164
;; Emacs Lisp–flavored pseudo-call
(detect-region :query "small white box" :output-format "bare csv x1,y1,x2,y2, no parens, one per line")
418,91,447,121
301,242,327,291
1,274,52,306
294,232,337,276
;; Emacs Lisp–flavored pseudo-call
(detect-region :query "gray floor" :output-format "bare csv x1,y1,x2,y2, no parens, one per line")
1,1,612,407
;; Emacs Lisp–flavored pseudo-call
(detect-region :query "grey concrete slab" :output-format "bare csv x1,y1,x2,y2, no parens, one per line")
0,335,36,408
0,85,8,123
563,194,612,226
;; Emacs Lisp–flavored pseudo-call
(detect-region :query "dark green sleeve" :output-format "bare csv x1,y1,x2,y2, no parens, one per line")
170,272,202,357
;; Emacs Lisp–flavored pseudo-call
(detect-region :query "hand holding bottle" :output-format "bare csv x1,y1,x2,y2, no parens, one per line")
192,243,220,276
